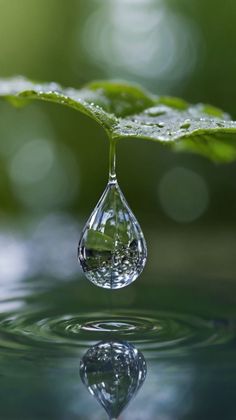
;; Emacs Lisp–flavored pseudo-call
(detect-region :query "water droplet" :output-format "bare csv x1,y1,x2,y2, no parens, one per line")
78,140,147,289
180,120,191,129
145,105,167,117
78,181,147,289
47,82,60,92
80,340,147,419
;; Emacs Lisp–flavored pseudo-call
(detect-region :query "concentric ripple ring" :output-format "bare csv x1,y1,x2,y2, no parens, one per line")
0,309,234,355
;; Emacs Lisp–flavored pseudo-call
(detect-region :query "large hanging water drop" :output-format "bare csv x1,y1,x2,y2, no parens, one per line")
78,139,147,289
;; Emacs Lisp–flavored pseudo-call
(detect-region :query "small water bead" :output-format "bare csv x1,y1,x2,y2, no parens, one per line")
80,340,147,419
144,105,167,117
78,139,147,289
180,120,191,129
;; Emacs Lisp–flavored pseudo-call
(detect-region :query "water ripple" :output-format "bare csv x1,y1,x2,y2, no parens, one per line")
0,309,234,356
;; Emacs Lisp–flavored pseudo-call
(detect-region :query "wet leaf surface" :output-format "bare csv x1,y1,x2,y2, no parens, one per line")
1,77,236,162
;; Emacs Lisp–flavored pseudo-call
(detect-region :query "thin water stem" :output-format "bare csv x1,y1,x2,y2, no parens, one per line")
109,138,117,183
108,138,118,291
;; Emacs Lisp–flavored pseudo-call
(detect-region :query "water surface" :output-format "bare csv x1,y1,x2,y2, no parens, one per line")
0,267,236,419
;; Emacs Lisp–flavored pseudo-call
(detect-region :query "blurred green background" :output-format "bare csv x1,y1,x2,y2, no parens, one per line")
0,3,236,419
0,0,235,283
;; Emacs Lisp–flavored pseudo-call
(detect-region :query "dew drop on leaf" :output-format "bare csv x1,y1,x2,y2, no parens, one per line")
180,120,191,129
144,105,167,117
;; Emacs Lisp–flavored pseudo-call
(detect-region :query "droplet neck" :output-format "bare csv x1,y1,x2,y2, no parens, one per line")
109,138,117,184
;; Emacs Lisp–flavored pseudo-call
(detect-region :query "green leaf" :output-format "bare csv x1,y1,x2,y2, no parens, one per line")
85,229,114,252
0,76,236,162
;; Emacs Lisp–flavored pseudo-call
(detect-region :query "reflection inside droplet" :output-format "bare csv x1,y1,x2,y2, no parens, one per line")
80,340,147,419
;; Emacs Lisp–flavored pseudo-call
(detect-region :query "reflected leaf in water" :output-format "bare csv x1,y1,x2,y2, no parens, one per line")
80,340,147,419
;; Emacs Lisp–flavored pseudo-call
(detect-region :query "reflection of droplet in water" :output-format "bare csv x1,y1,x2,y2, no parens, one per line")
80,341,146,419
78,140,147,289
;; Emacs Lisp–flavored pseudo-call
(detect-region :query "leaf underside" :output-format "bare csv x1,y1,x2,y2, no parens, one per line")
0,76,236,163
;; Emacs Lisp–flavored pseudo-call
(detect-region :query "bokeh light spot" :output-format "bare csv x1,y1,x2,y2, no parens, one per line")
158,167,209,223
79,0,202,91
30,213,81,279
9,138,55,186
9,143,79,211
0,233,29,283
